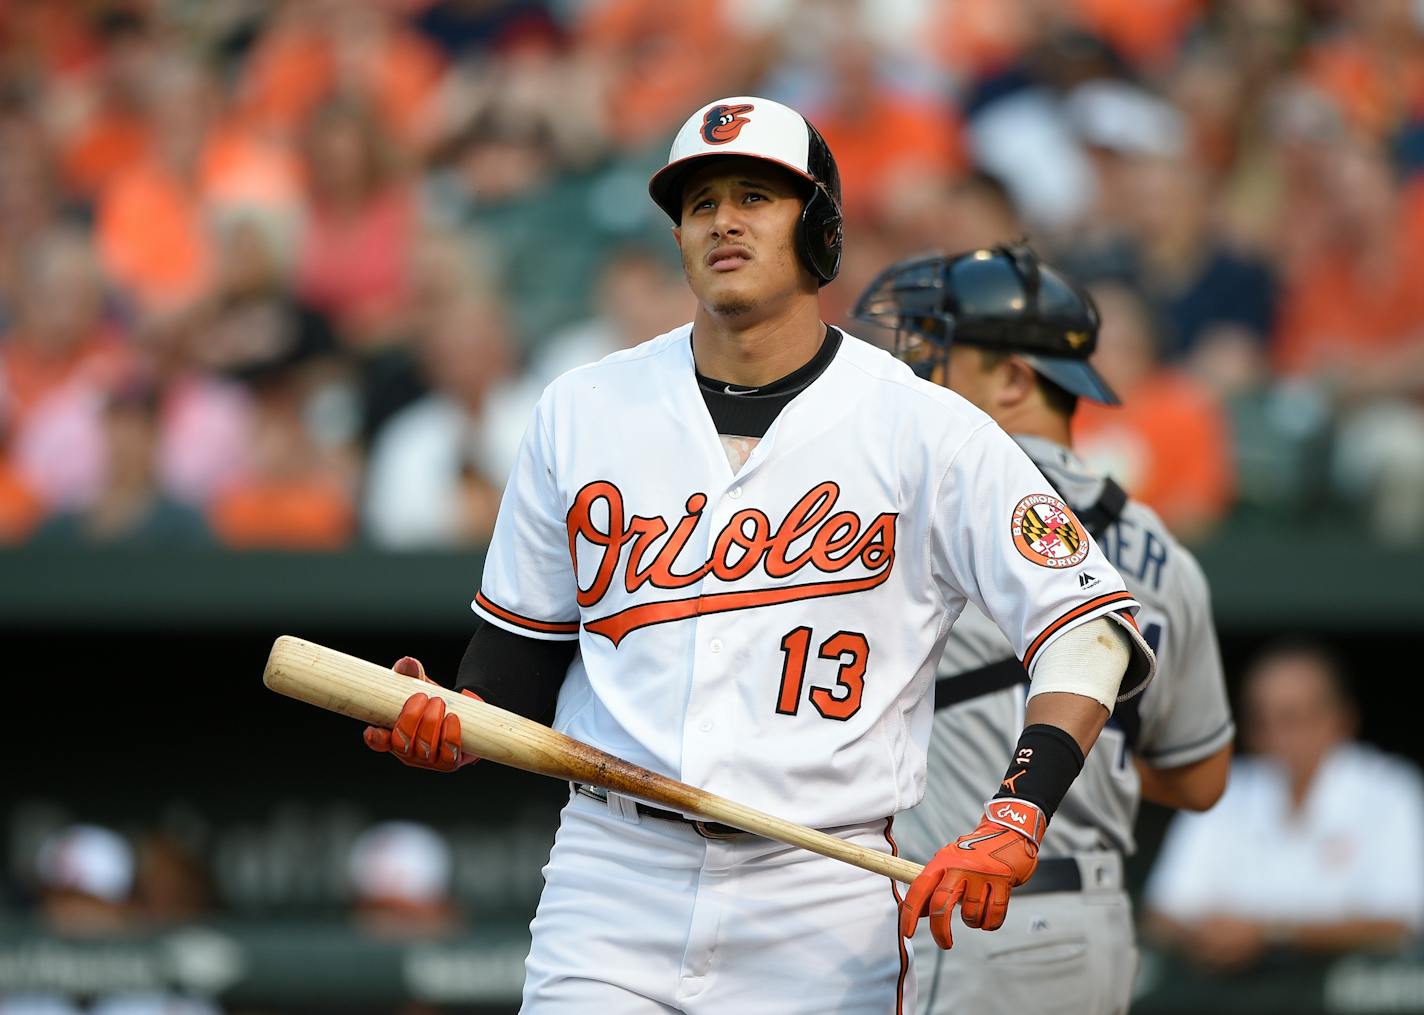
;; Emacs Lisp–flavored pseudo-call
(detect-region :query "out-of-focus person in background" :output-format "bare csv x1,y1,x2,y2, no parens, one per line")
1072,281,1235,541
45,3,156,206
33,823,134,936
8,822,219,1015
0,227,131,517
132,831,214,926
363,293,514,548
882,168,1024,264
204,340,356,551
235,0,445,147
572,0,759,152
295,98,416,351
1120,153,1276,397
1144,640,1424,971
0,108,62,321
32,374,210,545
348,820,459,938
797,15,965,224
1272,137,1424,544
94,52,300,317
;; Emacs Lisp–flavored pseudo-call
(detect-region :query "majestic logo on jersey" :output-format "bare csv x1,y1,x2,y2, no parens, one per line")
567,480,897,646
1011,494,1088,569
701,103,754,144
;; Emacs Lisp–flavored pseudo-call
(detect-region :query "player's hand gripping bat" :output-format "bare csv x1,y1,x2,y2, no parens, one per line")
263,635,924,884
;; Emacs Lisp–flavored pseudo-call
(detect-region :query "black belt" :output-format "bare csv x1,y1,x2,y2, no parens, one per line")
573,783,746,838
1015,856,1098,895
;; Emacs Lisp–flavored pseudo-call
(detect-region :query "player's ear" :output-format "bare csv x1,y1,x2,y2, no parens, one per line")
997,356,1038,410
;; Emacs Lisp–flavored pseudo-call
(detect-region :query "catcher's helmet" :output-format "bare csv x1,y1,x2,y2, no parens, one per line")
649,96,844,285
851,243,1118,404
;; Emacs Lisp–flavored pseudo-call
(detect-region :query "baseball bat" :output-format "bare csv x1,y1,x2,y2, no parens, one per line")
263,635,925,884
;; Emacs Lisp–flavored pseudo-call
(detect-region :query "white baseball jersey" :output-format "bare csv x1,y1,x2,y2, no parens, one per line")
897,435,1235,864
473,328,1153,829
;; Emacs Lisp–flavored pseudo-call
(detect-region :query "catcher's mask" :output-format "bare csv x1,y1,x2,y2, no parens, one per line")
850,243,1119,405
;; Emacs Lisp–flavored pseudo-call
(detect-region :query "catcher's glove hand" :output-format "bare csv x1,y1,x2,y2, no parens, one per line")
362,657,482,773
900,797,1046,949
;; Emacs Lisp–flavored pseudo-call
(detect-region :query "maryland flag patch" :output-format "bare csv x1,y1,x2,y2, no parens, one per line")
1011,494,1089,569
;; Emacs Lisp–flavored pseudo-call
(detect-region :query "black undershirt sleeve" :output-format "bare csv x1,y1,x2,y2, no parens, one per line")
454,619,576,726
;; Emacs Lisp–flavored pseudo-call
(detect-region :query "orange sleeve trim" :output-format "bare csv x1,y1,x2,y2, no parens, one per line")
474,591,580,635
1021,591,1136,673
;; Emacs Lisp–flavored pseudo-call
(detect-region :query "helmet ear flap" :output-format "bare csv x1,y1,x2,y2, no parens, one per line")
798,184,844,284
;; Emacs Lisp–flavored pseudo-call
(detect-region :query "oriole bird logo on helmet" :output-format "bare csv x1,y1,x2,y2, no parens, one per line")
701,103,754,144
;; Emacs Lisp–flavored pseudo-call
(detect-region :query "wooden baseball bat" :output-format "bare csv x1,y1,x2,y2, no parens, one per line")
263,635,925,884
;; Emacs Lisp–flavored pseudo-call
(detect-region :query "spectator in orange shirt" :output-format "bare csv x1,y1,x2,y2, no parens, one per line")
235,0,446,145
201,209,358,551
1273,139,1424,543
50,6,155,201
95,52,302,314
574,0,754,151
1073,280,1235,541
1274,139,1424,387
803,25,964,223
206,364,355,551
1304,0,1424,144
296,98,416,349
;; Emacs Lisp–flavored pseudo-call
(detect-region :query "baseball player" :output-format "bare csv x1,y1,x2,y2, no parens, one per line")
362,98,1155,1013
853,243,1235,1015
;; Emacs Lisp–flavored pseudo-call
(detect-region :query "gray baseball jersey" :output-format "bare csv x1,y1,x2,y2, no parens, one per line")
896,434,1234,864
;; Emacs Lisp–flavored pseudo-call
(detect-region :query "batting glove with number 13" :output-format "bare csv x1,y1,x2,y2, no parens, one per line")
900,797,1046,949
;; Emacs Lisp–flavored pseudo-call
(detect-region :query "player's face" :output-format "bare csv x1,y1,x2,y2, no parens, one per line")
673,158,811,318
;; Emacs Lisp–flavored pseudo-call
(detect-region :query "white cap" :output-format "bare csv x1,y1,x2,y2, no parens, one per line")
1064,80,1186,159
36,824,134,903
648,96,828,222
348,821,452,905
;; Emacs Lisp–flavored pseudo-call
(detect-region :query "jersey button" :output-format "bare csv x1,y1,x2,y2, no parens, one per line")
699,719,714,733
729,486,743,499
709,638,723,653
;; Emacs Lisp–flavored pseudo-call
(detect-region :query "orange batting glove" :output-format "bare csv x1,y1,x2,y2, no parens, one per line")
362,656,482,773
900,797,1046,949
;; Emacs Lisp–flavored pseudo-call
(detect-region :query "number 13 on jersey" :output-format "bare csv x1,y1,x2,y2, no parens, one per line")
776,627,869,721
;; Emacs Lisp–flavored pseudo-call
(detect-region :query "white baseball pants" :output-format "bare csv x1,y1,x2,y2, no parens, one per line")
520,788,914,1014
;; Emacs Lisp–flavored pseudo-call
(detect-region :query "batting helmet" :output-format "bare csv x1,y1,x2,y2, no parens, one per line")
851,243,1118,404
648,96,844,285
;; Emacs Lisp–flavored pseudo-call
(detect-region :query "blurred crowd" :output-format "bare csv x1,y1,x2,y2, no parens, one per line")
2,0,1424,553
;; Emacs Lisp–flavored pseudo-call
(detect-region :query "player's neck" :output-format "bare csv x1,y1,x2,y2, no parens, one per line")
996,404,1073,448
690,297,825,388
